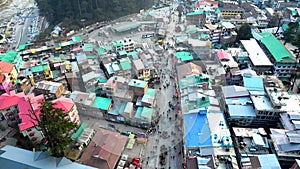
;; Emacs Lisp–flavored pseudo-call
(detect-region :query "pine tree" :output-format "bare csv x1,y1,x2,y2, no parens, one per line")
237,23,252,41
29,100,78,157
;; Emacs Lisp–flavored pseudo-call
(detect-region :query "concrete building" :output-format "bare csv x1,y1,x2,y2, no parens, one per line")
232,127,270,168
33,80,65,100
240,38,273,74
187,39,211,60
0,91,80,144
113,38,135,52
270,128,300,166
69,91,103,118
205,22,237,44
79,128,127,169
186,11,206,27
128,79,148,97
257,32,297,79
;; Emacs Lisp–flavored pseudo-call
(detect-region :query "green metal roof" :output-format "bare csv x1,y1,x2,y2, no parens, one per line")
97,78,108,83
187,10,204,16
17,43,34,51
187,96,210,110
134,107,153,120
186,29,197,34
282,24,289,31
0,50,20,64
17,44,26,51
174,51,193,61
215,8,221,14
113,41,123,47
141,107,154,119
135,107,143,118
128,51,139,60
128,79,147,88
118,50,127,56
120,60,132,70
118,102,127,115
92,96,112,110
259,33,295,63
71,122,88,140
72,35,82,42
87,55,96,59
179,73,210,89
199,33,209,39
82,43,94,52
136,48,143,52
292,9,298,15
145,88,156,96
97,47,105,55
31,64,49,73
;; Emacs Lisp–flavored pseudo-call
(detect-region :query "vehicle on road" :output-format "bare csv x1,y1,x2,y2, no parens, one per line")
142,33,154,39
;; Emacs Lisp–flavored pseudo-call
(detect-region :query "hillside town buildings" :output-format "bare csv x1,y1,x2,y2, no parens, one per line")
1,0,300,169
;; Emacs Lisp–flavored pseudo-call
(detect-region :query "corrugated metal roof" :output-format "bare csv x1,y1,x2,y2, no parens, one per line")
259,32,295,63
258,154,281,169
243,76,264,91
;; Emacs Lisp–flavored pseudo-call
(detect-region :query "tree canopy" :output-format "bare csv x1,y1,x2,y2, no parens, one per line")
283,22,300,48
36,0,153,29
237,23,252,41
30,100,78,157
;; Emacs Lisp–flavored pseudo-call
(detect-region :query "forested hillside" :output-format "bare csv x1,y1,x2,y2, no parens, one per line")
36,0,153,28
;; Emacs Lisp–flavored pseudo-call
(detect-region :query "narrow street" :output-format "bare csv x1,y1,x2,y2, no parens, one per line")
142,4,184,169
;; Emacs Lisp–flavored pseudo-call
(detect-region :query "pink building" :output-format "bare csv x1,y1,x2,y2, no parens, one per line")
0,91,80,144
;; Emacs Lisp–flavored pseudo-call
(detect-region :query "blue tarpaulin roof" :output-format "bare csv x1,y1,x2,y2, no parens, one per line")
183,112,212,148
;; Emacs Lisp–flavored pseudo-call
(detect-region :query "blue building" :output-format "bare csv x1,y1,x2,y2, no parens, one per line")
183,110,213,156
0,145,97,169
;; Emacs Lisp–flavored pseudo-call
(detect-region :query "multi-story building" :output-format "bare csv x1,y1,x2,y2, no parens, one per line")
240,38,273,75
257,32,297,79
217,49,241,85
30,62,53,84
220,7,244,18
0,91,80,144
187,39,211,60
193,0,220,24
205,22,237,44
80,128,127,169
232,127,271,168
270,128,300,167
33,80,65,100
186,11,206,27
128,79,148,97
113,38,135,52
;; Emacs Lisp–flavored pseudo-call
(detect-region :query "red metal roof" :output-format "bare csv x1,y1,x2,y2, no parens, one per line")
0,61,14,73
52,98,74,112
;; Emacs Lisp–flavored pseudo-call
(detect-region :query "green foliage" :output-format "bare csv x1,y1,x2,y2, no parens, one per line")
283,22,300,48
30,100,77,157
35,0,153,28
237,23,252,41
